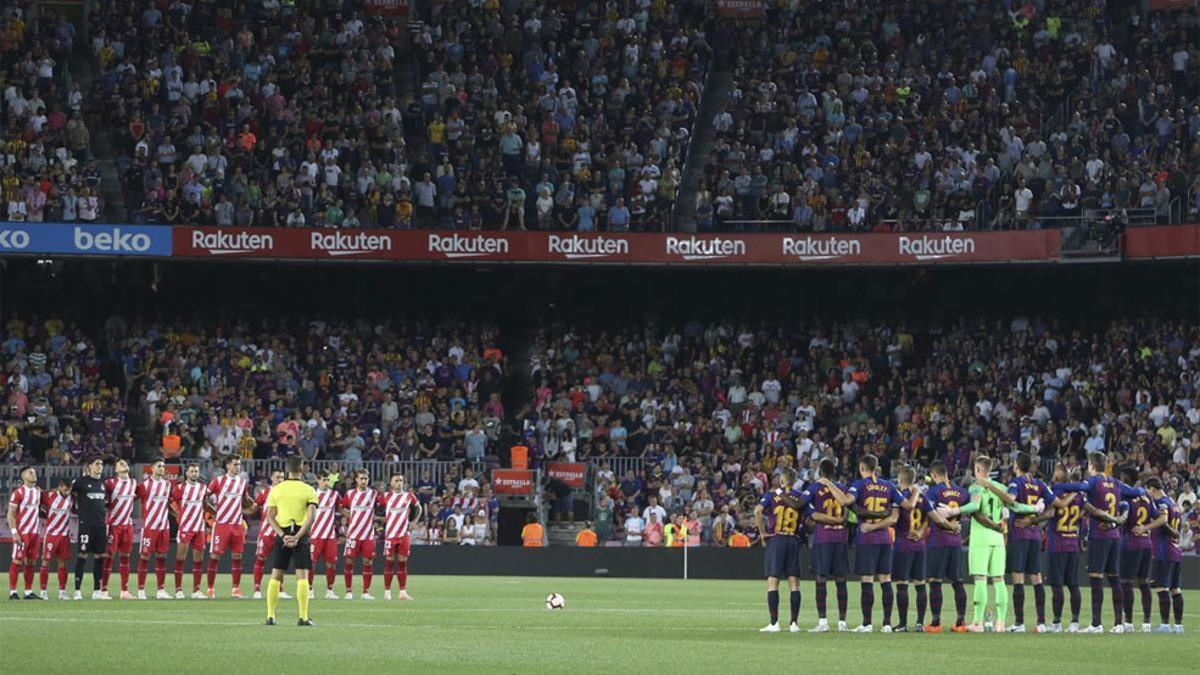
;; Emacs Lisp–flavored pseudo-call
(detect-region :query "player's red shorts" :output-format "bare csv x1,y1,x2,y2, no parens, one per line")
310,539,338,564
43,535,71,561
343,538,376,559
107,525,133,554
177,530,206,550
140,529,171,555
13,533,41,562
255,533,276,559
209,523,247,556
384,535,411,559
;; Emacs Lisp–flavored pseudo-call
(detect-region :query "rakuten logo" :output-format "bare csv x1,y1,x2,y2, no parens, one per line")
75,227,153,253
310,231,393,256
191,230,275,255
0,229,30,249
664,236,746,260
427,233,510,258
898,235,977,260
781,236,862,261
547,234,629,259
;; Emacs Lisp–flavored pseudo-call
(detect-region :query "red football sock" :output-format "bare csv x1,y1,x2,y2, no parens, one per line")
101,557,112,591
326,567,336,590
230,558,242,590
175,559,185,591
137,558,148,591
192,562,202,593
119,557,131,592
397,560,408,591
23,562,35,590
39,565,49,592
344,561,354,592
7,562,18,592
206,558,218,590
383,560,393,591
252,558,265,591
156,557,167,589
362,562,372,593
57,566,68,591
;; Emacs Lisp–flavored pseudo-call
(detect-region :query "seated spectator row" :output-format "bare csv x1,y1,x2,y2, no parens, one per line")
527,317,1199,543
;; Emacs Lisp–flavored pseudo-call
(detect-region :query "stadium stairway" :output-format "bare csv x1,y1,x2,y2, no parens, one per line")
69,52,125,222
547,522,586,547
673,68,734,232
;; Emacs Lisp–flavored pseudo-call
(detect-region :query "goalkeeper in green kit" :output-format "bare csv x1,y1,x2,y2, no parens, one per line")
936,456,1043,632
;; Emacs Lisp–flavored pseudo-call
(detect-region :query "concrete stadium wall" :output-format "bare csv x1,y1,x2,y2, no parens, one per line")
4,545,1198,589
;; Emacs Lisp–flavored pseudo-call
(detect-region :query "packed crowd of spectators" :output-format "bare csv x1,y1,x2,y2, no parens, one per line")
121,318,508,465
0,316,127,466
408,0,711,232
92,1,410,228
526,317,1200,547
0,3,101,223
695,0,1200,233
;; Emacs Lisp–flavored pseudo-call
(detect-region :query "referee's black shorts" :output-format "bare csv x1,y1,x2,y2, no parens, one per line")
271,525,312,571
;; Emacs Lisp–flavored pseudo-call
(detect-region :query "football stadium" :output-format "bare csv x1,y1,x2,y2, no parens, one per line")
1,1,1199,673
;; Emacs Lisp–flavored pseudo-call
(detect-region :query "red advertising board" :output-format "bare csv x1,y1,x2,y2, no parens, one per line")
172,227,1063,266
715,0,766,18
363,0,408,16
492,469,535,495
546,462,586,488
1124,224,1200,260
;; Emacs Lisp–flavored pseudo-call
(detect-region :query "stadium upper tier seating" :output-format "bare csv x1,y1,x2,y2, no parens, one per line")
10,1,1192,233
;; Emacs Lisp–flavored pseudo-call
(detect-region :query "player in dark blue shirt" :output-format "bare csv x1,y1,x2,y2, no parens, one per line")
754,468,805,633
804,459,851,632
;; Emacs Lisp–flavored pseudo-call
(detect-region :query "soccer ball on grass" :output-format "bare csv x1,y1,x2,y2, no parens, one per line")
545,593,566,610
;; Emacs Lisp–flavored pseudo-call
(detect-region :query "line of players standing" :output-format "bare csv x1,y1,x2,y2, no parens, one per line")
7,455,422,602
755,451,1185,634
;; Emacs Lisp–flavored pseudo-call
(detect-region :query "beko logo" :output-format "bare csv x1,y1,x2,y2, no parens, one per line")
75,227,153,252
0,230,30,249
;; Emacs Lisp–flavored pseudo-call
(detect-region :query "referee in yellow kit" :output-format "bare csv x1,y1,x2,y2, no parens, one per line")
264,456,319,626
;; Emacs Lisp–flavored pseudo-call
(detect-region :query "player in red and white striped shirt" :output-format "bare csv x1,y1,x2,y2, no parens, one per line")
135,458,175,599
206,456,252,598
379,474,422,601
307,472,342,600
103,459,138,598
172,463,210,598
339,470,379,599
6,466,42,600
39,479,74,599
252,470,292,599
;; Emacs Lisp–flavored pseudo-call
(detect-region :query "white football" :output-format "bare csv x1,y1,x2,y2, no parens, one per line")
545,593,566,610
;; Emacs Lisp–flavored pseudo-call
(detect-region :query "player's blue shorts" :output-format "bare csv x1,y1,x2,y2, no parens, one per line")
1120,547,1152,580
1152,559,1181,590
811,542,848,578
892,549,926,582
764,536,802,579
1046,551,1079,587
927,545,962,582
1087,539,1120,576
1007,539,1041,575
854,543,893,577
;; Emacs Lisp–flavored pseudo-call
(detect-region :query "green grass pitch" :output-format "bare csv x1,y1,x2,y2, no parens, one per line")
0,576,1196,674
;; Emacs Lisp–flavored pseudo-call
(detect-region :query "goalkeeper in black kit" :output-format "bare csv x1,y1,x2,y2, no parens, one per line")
71,457,109,600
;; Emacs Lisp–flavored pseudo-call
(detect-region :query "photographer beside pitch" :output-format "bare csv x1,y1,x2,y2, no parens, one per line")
264,456,318,627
